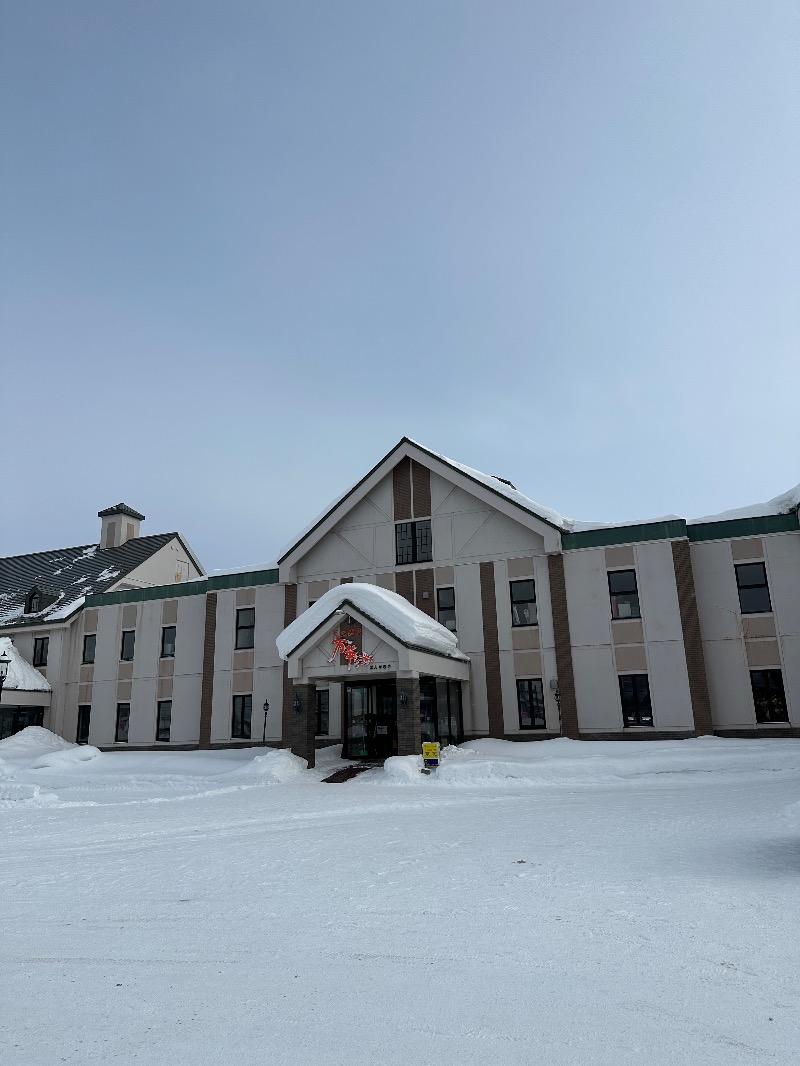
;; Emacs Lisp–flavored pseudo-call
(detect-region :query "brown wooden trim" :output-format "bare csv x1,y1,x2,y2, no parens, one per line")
395,570,414,605
414,568,435,618
198,592,218,749
479,561,504,739
412,460,431,518
547,554,579,739
671,539,713,735
393,457,412,521
281,584,297,746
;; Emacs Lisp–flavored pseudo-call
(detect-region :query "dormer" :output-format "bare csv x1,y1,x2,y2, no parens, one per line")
98,504,145,549
24,585,60,615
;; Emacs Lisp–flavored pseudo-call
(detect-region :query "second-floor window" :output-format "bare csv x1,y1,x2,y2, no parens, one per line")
235,608,255,650
437,587,456,631
510,580,537,626
161,625,176,658
120,630,135,661
735,562,772,614
33,637,49,667
609,570,640,619
82,634,96,664
395,520,432,565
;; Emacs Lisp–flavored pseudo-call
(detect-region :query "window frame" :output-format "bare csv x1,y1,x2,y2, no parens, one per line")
510,579,537,628
235,608,255,650
156,699,172,742
436,587,457,632
160,625,177,659
316,689,330,736
516,677,546,730
232,693,252,740
750,669,789,723
119,629,136,662
618,673,653,727
115,702,130,743
395,519,433,566
33,636,49,667
608,569,641,620
735,562,772,615
82,633,96,664
76,705,91,745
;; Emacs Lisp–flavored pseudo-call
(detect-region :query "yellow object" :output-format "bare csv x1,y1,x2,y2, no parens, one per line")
422,742,440,764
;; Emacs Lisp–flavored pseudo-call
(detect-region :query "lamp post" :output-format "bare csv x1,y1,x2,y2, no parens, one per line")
0,651,10,703
262,699,269,746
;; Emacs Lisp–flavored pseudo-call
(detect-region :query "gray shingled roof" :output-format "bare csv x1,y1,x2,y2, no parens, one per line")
0,533,180,628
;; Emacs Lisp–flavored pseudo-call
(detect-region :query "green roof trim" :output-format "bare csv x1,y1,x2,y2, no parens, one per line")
688,513,799,542
86,568,280,608
562,520,687,550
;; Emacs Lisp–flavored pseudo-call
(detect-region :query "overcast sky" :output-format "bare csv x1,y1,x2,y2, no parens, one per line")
2,1,798,571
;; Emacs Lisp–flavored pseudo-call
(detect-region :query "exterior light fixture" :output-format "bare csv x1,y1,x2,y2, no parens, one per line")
293,694,302,714
0,651,10,702
262,699,269,745
399,691,408,708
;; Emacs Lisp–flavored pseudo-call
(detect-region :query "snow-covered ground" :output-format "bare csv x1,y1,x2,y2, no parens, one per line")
2,729,800,1066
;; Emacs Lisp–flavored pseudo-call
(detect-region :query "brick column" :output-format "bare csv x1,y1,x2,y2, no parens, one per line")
671,539,713,735
198,592,217,749
547,554,580,739
396,677,421,756
291,683,317,769
479,560,504,739
280,584,297,747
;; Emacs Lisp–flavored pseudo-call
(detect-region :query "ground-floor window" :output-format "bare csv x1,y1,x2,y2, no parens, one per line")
516,678,546,729
115,703,130,743
316,689,329,735
232,694,252,739
619,674,653,727
750,670,789,723
0,707,44,741
419,678,463,746
157,700,172,742
76,705,91,745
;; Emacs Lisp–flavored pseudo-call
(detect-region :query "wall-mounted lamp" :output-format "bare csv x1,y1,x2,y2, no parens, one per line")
399,692,408,708
293,694,302,714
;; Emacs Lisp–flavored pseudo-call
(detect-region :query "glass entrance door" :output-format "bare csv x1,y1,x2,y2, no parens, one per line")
345,684,369,759
343,683,398,760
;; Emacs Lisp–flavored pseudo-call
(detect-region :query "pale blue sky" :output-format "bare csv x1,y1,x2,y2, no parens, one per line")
3,1,798,569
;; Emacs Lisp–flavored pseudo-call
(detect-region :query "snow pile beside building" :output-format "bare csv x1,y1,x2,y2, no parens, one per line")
276,582,468,660
0,638,51,692
226,749,308,782
0,726,71,759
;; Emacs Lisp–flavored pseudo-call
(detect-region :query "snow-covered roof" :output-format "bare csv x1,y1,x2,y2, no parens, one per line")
689,482,800,524
0,637,51,692
276,583,469,662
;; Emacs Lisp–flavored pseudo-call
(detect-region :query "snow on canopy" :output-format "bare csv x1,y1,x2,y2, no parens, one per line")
0,637,51,692
276,582,468,661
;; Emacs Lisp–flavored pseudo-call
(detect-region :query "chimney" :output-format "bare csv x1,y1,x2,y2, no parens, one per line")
98,504,145,548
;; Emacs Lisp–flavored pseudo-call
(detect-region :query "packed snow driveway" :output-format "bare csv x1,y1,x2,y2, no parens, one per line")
2,729,800,1066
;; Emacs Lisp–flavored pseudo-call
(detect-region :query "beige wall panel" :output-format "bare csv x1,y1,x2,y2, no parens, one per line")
572,645,621,731
233,649,254,671
765,534,800,636
745,640,781,668
157,676,174,700
614,645,648,672
374,572,394,590
83,608,98,632
690,542,740,640
307,580,329,601
514,651,542,676
563,549,612,648
253,584,286,670
435,565,455,586
456,510,544,562
605,545,635,569
158,657,175,677
169,673,203,744
636,540,684,643
612,619,644,645
233,669,254,694
117,661,133,681
236,587,256,607
161,600,179,625
703,640,753,727
507,556,534,579
731,537,764,561
116,680,132,702
80,665,94,684
742,616,776,639
78,683,92,704
453,563,484,656
121,604,138,629
431,514,454,562
512,628,540,650
175,595,207,676
374,522,395,568
645,641,694,731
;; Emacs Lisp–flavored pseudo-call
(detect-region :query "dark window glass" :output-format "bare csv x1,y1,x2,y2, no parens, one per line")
160,625,176,658
232,694,252,739
76,705,91,745
316,690,330,736
157,699,172,742
735,563,772,614
82,634,96,664
120,630,135,661
29,594,40,613
115,703,130,743
437,587,457,632
33,637,49,667
517,678,546,729
609,570,641,619
419,677,437,744
750,670,788,723
510,580,537,627
235,608,255,650
619,674,653,726
395,520,432,565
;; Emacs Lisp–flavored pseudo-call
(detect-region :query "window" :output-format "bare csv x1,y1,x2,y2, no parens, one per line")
510,580,537,627
517,678,546,729
33,637,49,667
437,587,456,632
395,519,432,565
160,625,176,658
609,570,640,619
619,674,653,726
232,694,252,739
120,630,135,661
82,633,96,664
156,700,172,742
316,689,330,736
235,608,255,650
76,706,91,745
750,670,788,723
735,563,772,615
115,703,130,743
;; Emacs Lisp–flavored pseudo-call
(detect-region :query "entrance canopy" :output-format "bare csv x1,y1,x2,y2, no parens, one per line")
276,583,470,686
0,637,51,707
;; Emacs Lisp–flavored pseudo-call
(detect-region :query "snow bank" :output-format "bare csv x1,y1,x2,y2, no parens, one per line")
28,746,101,770
226,749,307,783
276,582,467,661
0,726,72,758
0,638,51,692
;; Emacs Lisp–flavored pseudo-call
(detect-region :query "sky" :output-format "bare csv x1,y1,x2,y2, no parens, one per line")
2,1,798,571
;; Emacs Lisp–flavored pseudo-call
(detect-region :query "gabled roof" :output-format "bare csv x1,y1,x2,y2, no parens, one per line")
0,533,197,628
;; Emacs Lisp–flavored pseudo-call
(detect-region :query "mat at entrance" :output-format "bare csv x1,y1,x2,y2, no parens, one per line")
321,765,374,784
